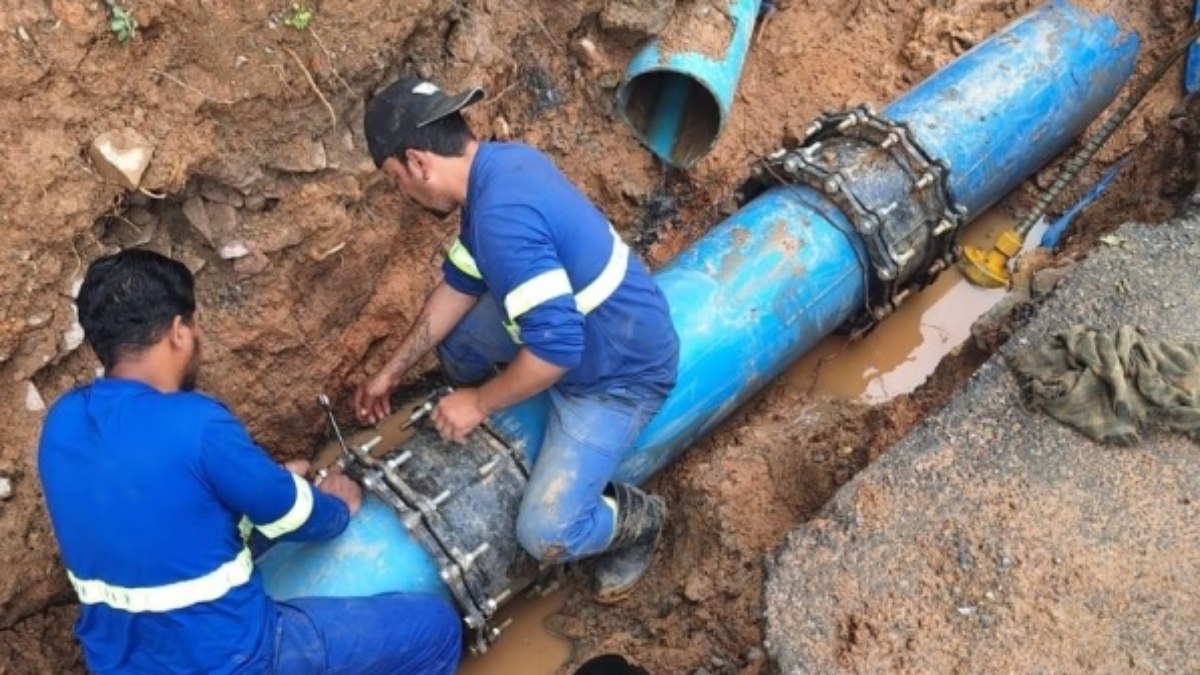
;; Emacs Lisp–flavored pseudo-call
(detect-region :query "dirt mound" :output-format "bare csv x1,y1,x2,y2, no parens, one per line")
0,0,1190,672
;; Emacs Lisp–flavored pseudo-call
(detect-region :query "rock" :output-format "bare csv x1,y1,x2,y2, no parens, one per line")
207,202,239,242
219,241,251,260
269,136,327,173
176,247,208,275
126,207,158,229
601,0,676,40
88,128,155,190
571,38,608,72
0,476,11,501
62,307,84,354
25,311,52,329
233,252,270,277
199,179,245,208
682,570,714,603
182,197,215,247
492,116,511,140
182,198,239,249
243,194,268,212
25,382,46,412
745,647,765,663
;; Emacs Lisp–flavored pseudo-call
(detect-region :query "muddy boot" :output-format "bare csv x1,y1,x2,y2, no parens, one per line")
593,483,667,604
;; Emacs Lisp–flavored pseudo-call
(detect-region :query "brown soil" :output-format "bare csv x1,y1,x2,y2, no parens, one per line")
0,0,1191,673
656,0,736,61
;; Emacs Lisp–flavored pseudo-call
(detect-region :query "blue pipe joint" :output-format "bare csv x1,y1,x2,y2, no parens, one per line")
883,0,1140,220
616,0,761,168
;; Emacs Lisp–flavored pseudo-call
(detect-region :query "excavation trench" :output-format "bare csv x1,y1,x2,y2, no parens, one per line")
1,0,1193,673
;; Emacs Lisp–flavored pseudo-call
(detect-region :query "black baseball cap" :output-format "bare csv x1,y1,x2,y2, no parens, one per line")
364,77,485,168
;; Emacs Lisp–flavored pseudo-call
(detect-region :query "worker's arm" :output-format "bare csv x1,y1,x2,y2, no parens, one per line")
198,403,354,544
432,349,566,443
431,202,586,442
355,280,479,424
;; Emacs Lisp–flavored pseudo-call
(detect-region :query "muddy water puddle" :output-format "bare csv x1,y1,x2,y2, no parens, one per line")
458,588,573,675
785,206,1030,402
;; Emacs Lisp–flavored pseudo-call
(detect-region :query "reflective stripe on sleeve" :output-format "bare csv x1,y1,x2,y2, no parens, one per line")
575,230,629,315
67,547,254,613
503,268,573,320
255,473,314,539
446,238,482,279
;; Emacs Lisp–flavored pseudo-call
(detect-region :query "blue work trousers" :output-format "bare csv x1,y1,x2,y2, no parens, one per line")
272,593,462,674
437,297,664,563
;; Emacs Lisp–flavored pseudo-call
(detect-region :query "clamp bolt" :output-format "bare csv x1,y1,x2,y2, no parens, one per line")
823,179,839,195
915,173,935,190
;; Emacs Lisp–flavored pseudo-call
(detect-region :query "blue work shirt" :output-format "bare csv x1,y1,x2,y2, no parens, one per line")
38,378,349,674
442,142,680,397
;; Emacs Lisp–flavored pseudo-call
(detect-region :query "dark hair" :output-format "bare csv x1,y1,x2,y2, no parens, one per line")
76,250,196,370
387,113,474,168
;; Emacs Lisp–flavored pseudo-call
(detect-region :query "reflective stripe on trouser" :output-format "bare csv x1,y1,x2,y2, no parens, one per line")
514,387,665,563
273,593,463,675
68,547,254,613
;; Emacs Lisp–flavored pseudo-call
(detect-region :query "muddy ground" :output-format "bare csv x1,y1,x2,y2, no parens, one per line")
0,0,1194,673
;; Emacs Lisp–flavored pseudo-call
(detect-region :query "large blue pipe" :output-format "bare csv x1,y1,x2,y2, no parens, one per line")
616,0,761,168
260,0,1139,605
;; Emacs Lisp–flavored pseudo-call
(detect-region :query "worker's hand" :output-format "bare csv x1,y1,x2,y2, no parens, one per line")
354,371,398,425
431,388,488,444
314,466,362,516
283,459,311,477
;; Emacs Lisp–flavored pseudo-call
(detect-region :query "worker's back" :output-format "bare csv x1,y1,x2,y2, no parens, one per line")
39,378,279,674
448,141,680,398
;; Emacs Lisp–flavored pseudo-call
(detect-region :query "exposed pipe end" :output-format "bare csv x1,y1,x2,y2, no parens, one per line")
617,69,722,169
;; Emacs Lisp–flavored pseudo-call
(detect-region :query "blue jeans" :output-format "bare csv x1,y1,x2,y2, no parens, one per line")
438,297,664,563
273,593,462,674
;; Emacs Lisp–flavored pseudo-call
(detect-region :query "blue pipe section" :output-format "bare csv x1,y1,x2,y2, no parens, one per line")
884,0,1139,220
495,0,1141,483
1040,156,1129,248
616,0,760,168
1187,0,1200,94
259,0,1140,603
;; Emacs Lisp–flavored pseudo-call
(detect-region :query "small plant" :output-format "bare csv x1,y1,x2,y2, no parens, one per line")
284,3,314,30
108,5,137,43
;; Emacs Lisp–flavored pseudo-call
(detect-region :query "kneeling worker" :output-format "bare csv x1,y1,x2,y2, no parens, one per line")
354,77,681,601
37,249,462,674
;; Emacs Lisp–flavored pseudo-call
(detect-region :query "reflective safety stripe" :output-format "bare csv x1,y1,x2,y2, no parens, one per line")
237,516,253,543
446,238,482,280
257,473,314,539
504,269,573,321
575,231,630,314
68,548,254,613
500,226,631,344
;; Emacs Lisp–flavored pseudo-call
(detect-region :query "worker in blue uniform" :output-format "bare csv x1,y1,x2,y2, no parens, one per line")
355,77,681,602
37,249,462,674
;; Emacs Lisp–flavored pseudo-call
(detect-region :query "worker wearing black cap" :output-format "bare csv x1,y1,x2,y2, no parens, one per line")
355,77,680,602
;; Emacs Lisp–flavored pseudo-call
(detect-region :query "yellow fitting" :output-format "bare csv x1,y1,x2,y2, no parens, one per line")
958,229,1024,289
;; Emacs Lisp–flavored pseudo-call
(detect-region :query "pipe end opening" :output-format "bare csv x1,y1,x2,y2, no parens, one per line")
619,71,721,168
